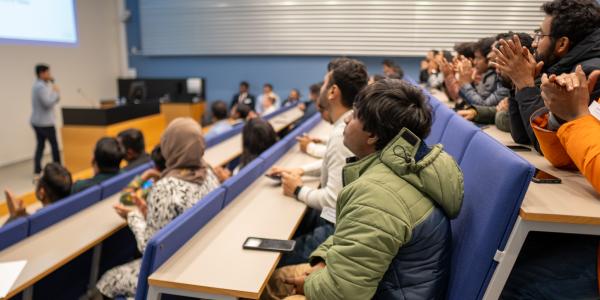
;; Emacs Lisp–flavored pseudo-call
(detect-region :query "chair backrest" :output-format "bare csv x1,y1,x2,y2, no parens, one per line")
263,102,298,120
205,122,244,148
99,163,153,199
0,217,29,251
222,157,266,207
425,104,454,145
134,187,226,300
28,185,102,235
447,132,534,300
439,115,479,164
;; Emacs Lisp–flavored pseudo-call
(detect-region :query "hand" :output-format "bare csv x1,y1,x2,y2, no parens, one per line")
428,60,439,74
541,65,600,122
213,166,232,183
296,135,312,153
281,171,303,198
268,166,304,177
113,203,134,219
457,57,475,86
52,84,60,93
284,274,307,295
140,168,161,182
5,190,27,218
131,194,148,218
308,261,326,275
438,57,454,77
492,35,544,90
496,98,509,112
457,108,477,121
420,60,429,70
298,103,306,111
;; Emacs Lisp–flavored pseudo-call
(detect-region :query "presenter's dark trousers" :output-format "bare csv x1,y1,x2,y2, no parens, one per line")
32,125,61,174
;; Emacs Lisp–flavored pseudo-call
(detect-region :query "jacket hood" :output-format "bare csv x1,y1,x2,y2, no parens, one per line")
548,28,600,75
344,128,464,219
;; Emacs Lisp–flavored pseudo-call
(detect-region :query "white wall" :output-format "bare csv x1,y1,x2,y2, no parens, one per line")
0,0,122,167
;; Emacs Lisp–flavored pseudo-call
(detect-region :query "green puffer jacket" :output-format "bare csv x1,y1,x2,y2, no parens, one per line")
304,128,464,300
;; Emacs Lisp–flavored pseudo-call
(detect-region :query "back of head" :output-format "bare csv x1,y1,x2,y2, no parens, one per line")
454,42,475,59
211,100,228,120
236,103,252,119
94,137,125,173
475,37,496,58
309,82,322,96
496,31,535,53
38,163,72,204
160,118,205,170
329,58,369,108
327,57,349,71
354,79,432,150
150,145,166,172
35,64,49,78
382,59,404,79
542,0,600,49
241,118,277,167
117,128,145,155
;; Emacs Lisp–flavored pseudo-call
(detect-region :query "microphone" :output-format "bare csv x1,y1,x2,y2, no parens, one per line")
77,88,96,108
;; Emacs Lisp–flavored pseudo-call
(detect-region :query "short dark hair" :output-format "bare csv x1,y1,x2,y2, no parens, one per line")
382,59,396,68
430,50,440,56
354,79,432,150
240,81,249,88
496,31,535,53
309,82,322,95
372,74,386,82
240,118,277,168
542,0,600,49
328,58,369,108
475,37,496,58
94,137,124,173
211,100,228,120
35,64,49,77
264,83,273,90
327,57,349,71
150,145,166,172
38,163,72,203
117,129,145,155
454,42,475,59
236,103,252,119
382,59,404,79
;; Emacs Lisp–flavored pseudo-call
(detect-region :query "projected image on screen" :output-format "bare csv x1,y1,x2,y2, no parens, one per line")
0,0,77,45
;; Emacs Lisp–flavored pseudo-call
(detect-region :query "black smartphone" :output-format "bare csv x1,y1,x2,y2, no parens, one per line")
243,237,296,252
532,168,561,184
265,174,282,182
507,145,531,152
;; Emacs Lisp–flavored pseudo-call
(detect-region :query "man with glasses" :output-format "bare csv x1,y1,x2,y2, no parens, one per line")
493,0,600,153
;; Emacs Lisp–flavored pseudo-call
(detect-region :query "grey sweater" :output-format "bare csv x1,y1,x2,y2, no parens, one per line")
30,79,60,127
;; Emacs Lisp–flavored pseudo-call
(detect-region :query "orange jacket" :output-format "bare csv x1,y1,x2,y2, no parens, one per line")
532,108,600,193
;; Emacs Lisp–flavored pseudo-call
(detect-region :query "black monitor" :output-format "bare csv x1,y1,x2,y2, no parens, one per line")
127,81,147,104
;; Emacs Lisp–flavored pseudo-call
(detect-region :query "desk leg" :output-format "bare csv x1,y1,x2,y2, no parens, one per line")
82,244,103,298
23,286,33,300
146,286,238,300
147,286,161,300
483,217,531,300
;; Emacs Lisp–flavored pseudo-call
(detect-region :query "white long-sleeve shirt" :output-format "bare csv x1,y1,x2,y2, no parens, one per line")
298,110,354,210
306,141,327,158
30,79,60,126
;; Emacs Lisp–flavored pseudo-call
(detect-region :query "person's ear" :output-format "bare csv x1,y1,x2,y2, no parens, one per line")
554,37,570,57
367,134,378,147
329,84,339,101
37,186,48,205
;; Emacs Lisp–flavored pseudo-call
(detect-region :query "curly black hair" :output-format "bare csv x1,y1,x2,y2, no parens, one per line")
542,0,600,48
354,79,432,150
474,37,496,59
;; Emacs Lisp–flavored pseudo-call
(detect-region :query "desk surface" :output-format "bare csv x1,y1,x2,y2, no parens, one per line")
148,121,332,299
0,194,125,299
483,126,600,224
204,107,304,167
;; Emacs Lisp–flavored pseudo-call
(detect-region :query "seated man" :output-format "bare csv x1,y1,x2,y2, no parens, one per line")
118,128,151,171
4,162,72,224
283,88,302,107
263,79,464,300
71,137,124,193
205,100,233,140
268,58,368,267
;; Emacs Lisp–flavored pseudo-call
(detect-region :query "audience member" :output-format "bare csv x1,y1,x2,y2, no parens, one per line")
71,137,124,193
263,79,464,300
96,118,220,298
420,50,439,83
230,81,256,111
261,96,277,116
382,59,404,79
297,82,322,124
117,128,151,171
427,52,445,89
256,83,281,114
454,42,475,59
119,145,166,206
283,88,301,106
493,0,600,153
267,58,367,267
4,163,72,225
205,100,233,140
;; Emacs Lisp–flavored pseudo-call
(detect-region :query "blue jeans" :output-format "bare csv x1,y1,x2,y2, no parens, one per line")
501,232,599,300
278,209,334,267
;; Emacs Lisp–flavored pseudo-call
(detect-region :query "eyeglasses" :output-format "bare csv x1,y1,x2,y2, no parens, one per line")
533,31,551,43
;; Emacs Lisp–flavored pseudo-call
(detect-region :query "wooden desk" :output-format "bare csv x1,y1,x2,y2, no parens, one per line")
161,102,205,125
147,121,332,300
0,194,125,300
482,125,600,299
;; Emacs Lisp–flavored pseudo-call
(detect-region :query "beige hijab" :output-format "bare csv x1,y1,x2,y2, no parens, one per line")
160,118,208,185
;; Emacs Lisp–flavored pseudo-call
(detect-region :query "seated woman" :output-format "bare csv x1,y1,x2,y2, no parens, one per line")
95,118,221,298
119,145,167,206
214,118,278,182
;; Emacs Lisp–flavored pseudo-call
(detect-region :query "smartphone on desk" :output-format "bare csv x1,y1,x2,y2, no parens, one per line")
265,173,282,183
507,145,531,152
532,168,561,184
243,237,296,252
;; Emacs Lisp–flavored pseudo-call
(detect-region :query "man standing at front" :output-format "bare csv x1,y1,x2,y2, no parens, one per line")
31,64,61,177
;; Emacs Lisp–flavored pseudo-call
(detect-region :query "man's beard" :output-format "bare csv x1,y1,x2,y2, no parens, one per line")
534,42,559,74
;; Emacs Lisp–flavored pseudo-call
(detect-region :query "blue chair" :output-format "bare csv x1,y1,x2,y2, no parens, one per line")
439,115,479,164
425,104,454,145
0,217,29,251
100,163,154,199
222,158,266,207
28,185,102,235
427,94,442,110
133,187,226,300
447,132,534,299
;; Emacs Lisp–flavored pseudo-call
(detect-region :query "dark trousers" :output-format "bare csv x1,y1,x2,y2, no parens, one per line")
32,125,61,174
